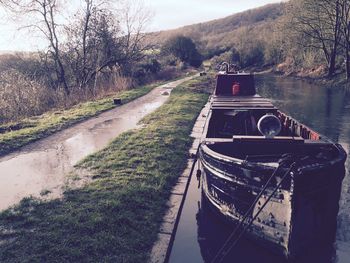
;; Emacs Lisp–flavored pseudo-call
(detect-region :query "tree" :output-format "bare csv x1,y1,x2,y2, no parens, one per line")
118,0,153,68
65,0,152,90
286,0,342,77
340,0,350,79
3,0,152,96
231,48,241,65
64,2,123,94
5,0,70,94
142,59,161,74
162,35,203,67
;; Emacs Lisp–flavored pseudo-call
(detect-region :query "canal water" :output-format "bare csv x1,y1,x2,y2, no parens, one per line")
169,75,350,263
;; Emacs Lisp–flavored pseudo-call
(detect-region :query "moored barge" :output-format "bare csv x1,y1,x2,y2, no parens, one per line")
198,67,347,260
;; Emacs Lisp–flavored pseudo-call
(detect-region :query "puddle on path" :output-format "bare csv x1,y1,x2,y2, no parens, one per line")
0,76,194,211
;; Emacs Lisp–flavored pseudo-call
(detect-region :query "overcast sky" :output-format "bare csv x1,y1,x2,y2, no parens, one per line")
0,0,284,51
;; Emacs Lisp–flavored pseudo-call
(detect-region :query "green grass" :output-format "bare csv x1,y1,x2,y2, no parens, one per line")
0,83,162,157
0,76,211,262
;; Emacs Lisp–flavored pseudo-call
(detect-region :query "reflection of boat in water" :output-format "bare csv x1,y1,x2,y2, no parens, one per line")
197,67,347,260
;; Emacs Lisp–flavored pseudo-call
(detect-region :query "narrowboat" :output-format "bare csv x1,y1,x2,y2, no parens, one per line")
198,66,346,261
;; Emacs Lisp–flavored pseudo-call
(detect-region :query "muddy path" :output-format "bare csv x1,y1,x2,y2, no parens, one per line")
0,76,195,211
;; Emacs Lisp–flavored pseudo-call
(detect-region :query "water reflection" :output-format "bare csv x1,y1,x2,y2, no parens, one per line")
256,76,349,143
256,75,350,263
169,75,350,263
197,192,337,263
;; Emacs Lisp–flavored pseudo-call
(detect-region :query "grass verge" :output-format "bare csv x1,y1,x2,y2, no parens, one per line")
0,82,162,157
0,75,212,262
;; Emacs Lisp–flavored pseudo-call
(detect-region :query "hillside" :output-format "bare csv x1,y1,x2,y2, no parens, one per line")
148,3,284,53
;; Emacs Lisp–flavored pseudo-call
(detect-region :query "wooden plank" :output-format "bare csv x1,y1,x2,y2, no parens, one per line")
212,103,274,107
212,97,268,101
202,136,305,143
202,138,233,143
232,135,304,141
211,106,276,110
212,101,273,104
211,94,276,110
212,100,274,107
212,100,272,102
212,100,271,103
212,97,267,100
212,95,263,99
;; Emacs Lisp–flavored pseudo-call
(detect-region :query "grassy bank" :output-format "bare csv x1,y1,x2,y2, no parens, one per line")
0,82,163,157
0,76,211,262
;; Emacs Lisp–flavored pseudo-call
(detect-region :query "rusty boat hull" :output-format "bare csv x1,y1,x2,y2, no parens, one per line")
198,70,347,259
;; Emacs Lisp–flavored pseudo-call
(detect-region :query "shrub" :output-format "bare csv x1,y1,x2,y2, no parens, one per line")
162,35,203,68
0,70,55,123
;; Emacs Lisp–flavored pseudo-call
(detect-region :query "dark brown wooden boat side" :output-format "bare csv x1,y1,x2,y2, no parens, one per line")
198,70,347,260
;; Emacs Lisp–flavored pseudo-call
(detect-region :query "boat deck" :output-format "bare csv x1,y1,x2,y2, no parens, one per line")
211,95,276,110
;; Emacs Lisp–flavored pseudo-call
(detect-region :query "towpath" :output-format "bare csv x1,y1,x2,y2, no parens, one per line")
0,75,195,211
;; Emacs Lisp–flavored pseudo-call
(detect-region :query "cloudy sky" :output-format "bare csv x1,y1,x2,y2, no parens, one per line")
0,0,284,51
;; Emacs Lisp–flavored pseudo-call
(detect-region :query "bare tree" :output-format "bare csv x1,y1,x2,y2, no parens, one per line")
340,0,350,79
64,0,123,94
2,0,152,96
286,0,342,77
0,0,20,6
41,0,69,95
64,0,153,93
5,0,70,95
118,0,154,72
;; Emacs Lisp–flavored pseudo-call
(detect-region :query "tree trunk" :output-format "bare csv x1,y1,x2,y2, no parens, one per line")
347,50,350,80
58,59,70,96
328,0,341,77
328,49,337,77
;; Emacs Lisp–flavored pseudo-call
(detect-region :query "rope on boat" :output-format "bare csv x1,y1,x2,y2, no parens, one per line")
210,157,299,263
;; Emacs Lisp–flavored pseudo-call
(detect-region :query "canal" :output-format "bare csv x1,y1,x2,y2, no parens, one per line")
168,75,350,263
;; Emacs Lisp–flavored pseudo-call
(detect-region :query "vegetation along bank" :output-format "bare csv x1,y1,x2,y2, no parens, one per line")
150,1,350,84
0,75,211,262
0,82,160,157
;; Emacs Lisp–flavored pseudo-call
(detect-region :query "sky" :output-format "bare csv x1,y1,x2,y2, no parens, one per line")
146,0,285,31
0,0,284,52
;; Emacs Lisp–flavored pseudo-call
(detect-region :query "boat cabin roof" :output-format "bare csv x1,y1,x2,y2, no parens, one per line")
213,72,275,110
211,95,276,110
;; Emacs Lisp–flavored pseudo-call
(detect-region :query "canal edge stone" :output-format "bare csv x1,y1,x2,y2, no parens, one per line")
149,103,210,263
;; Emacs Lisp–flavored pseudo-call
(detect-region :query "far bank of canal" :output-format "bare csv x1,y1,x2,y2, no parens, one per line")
169,74,350,263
